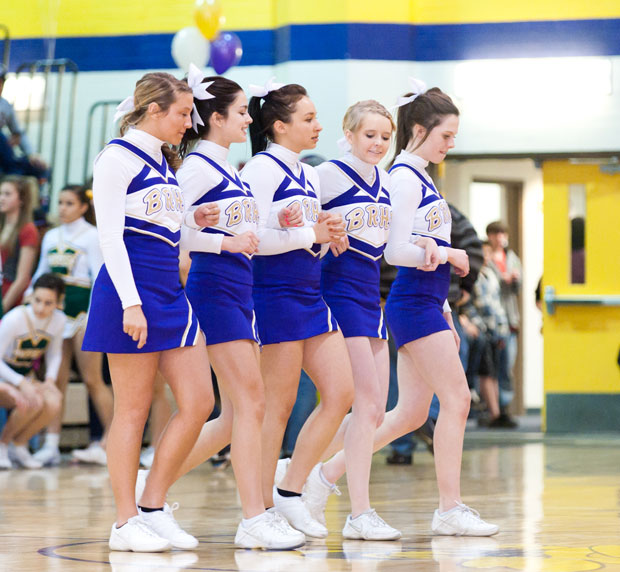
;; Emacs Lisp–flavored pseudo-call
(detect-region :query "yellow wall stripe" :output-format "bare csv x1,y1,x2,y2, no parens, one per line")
4,0,620,39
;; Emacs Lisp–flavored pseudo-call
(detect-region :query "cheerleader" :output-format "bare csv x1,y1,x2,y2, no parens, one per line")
238,80,354,539
301,100,439,540
171,69,304,549
383,81,497,535
82,72,215,552
27,184,113,467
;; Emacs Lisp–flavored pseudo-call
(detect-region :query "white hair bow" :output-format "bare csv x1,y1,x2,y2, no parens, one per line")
394,77,428,109
248,76,285,98
187,63,215,133
337,136,352,153
114,96,135,123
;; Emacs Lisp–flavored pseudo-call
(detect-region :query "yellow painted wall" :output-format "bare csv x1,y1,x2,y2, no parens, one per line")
4,0,620,38
542,161,620,395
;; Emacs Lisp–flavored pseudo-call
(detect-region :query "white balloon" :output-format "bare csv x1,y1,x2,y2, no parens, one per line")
171,27,210,71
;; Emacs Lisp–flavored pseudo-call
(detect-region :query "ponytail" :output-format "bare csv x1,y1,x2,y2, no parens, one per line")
247,84,308,156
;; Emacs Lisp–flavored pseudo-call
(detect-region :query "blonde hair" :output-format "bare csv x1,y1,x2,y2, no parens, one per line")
342,100,395,134
120,72,192,170
0,175,36,253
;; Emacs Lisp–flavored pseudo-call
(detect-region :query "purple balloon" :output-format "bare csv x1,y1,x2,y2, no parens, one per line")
210,32,243,74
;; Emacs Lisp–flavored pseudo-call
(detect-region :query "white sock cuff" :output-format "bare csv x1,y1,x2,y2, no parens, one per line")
44,433,60,449
318,466,335,488
242,512,269,528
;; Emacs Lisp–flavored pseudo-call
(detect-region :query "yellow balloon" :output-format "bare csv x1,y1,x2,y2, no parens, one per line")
194,0,223,41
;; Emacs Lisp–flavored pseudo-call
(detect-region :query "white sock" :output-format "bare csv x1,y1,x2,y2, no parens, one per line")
242,512,269,528
318,466,335,488
351,509,373,520
44,433,60,449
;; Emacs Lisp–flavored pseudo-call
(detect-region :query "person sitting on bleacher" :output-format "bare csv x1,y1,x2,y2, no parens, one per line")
0,273,65,469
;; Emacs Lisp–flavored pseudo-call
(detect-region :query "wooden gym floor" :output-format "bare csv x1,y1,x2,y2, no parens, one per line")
1,425,619,571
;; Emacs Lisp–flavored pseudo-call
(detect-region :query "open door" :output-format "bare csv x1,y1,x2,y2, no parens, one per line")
542,160,620,432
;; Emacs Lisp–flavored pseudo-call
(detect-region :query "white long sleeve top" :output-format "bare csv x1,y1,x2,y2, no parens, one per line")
28,217,103,291
178,139,257,254
386,151,452,313
240,143,318,255
384,151,450,267
318,152,430,266
92,128,186,309
0,305,65,386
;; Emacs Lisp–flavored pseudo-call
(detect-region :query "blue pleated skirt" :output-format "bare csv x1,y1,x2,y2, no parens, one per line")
321,271,387,340
186,270,259,345
82,263,200,354
385,263,451,349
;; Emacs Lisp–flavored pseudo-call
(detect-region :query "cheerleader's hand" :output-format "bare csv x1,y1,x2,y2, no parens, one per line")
123,305,148,349
222,231,259,255
446,248,470,277
314,213,346,244
194,203,220,228
329,235,349,257
414,236,441,271
278,202,303,227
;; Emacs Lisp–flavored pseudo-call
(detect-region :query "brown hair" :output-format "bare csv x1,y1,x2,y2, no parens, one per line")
342,100,395,134
179,76,244,158
0,175,36,254
486,220,508,235
391,87,459,166
120,72,192,170
248,84,308,155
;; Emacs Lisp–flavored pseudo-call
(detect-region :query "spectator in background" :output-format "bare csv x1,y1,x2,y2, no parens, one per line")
0,176,39,313
0,65,49,181
0,273,65,470
485,221,521,426
463,242,512,427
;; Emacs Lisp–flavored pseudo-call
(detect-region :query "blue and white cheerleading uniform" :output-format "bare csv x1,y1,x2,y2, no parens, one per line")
384,151,452,348
317,153,395,339
29,217,102,339
178,140,259,345
82,129,200,353
241,143,338,344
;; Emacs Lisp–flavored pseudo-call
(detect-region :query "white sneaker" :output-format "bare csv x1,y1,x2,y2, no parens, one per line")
138,503,198,549
33,446,61,467
109,515,171,552
140,446,155,469
11,445,43,469
72,442,107,466
273,486,328,538
301,463,340,526
274,458,290,486
431,503,499,537
0,444,13,470
342,509,401,540
135,469,149,504
235,511,305,550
